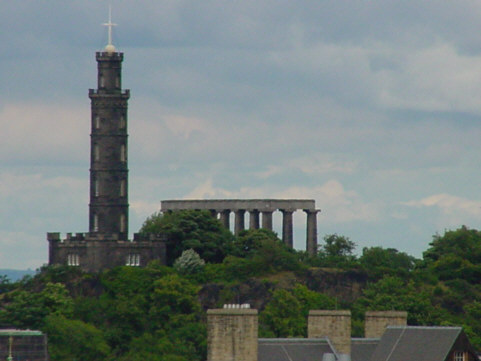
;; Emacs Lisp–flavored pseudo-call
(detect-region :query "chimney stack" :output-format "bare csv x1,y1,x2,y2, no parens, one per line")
308,310,351,356
364,311,407,338
207,305,258,361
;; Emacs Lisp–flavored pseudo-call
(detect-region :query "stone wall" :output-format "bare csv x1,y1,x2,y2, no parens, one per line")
47,232,166,273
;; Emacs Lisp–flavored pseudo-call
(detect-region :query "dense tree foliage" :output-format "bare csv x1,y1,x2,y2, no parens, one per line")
139,210,234,264
1,213,481,359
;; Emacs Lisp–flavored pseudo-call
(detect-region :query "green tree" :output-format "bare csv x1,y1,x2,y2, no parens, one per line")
355,276,439,325
260,285,335,337
43,314,110,361
139,210,234,264
0,282,73,329
322,234,356,257
174,249,206,275
359,246,416,280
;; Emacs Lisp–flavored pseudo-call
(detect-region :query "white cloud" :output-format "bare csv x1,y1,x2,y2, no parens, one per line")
0,103,88,164
402,193,481,226
181,178,381,224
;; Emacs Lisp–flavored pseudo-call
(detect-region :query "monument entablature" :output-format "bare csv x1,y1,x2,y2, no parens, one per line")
161,199,319,255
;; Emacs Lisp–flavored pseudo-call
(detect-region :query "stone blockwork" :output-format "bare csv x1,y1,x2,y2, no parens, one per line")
364,311,407,338
47,233,166,273
48,46,167,272
308,310,351,355
161,199,320,255
89,51,130,239
207,307,258,361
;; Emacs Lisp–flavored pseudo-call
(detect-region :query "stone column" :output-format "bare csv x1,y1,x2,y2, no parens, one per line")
261,210,273,230
249,210,260,230
281,209,294,248
305,209,319,255
234,210,246,235
219,210,230,230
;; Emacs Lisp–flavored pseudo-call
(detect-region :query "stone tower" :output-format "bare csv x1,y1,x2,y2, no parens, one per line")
47,13,166,272
88,49,130,239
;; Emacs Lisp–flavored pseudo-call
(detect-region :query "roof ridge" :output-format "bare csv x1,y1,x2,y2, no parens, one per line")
386,325,462,330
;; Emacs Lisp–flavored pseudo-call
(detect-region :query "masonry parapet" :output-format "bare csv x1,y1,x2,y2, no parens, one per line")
133,233,167,242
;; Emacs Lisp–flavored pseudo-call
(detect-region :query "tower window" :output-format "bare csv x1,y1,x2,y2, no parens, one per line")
120,179,126,197
126,254,140,266
120,214,126,233
119,115,126,129
94,116,100,129
99,74,105,88
67,254,80,266
93,178,99,197
115,76,120,88
93,214,99,232
120,144,126,162
94,145,100,161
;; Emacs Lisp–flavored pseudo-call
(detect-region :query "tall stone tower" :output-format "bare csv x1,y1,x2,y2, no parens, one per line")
88,48,130,239
47,13,166,272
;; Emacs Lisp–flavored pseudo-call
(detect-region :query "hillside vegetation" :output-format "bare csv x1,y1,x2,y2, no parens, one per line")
1,210,481,361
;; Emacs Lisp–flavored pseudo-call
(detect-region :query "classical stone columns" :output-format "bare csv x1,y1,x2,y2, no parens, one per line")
305,209,318,256
261,210,273,230
219,210,230,229
234,210,246,235
281,209,294,248
249,210,260,230
161,200,319,254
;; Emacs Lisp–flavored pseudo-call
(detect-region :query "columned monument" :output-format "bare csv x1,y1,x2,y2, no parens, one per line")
161,199,320,255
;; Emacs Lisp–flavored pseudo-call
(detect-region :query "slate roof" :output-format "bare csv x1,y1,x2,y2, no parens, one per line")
258,338,336,361
370,326,462,361
351,338,380,361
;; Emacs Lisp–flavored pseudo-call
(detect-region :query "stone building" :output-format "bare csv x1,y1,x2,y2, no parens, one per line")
47,20,165,272
0,330,49,361
207,306,478,361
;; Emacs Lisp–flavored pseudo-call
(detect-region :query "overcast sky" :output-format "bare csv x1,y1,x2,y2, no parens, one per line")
1,1,481,269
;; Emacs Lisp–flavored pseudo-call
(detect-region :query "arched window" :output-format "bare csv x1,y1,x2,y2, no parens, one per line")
119,115,126,129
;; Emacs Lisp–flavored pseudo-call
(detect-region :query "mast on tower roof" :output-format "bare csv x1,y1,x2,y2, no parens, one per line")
103,5,117,53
